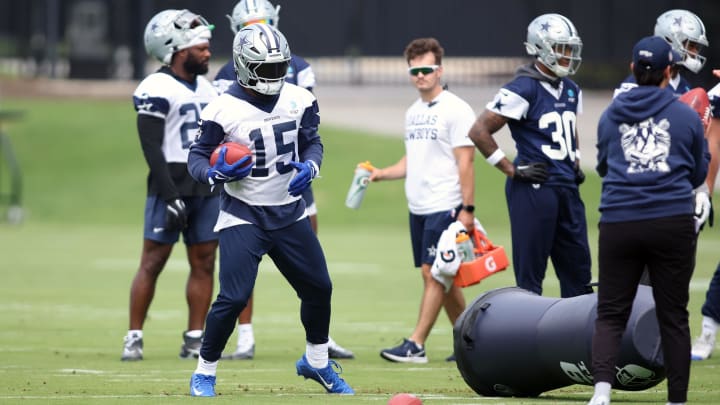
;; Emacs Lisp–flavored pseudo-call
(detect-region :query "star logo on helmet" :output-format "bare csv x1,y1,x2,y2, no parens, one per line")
241,36,252,49
151,23,159,32
541,22,550,32
673,17,682,27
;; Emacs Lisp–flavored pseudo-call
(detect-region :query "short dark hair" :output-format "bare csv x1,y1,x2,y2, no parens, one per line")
633,67,665,86
404,38,444,65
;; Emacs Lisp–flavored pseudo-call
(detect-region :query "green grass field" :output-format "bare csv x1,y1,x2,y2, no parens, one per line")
0,98,719,404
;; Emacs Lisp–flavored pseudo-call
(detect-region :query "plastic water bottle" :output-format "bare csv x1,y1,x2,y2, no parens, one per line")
345,161,374,209
456,231,475,262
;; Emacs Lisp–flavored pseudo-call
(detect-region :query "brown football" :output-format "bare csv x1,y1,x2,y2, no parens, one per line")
678,87,711,130
210,142,253,167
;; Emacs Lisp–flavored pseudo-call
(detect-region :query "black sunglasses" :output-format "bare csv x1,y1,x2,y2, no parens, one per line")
408,65,440,76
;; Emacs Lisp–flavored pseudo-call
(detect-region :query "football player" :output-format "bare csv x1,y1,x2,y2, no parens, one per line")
468,13,592,298
187,23,353,396
212,0,354,361
691,68,720,361
122,9,219,361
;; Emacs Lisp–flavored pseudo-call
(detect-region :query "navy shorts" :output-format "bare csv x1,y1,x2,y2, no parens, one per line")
409,206,460,267
143,195,219,245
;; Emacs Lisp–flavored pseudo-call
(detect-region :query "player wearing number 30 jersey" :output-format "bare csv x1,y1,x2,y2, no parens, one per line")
468,13,592,298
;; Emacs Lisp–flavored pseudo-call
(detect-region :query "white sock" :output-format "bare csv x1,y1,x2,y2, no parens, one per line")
185,329,202,339
593,381,611,398
666,402,685,405
702,316,718,336
306,341,329,368
127,330,142,339
237,323,254,348
194,355,218,376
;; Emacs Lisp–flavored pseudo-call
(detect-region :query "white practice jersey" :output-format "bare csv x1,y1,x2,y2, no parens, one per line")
133,71,218,163
404,90,476,215
200,83,318,206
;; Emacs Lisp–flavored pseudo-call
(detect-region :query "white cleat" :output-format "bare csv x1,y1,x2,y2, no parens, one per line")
691,331,716,361
587,394,610,405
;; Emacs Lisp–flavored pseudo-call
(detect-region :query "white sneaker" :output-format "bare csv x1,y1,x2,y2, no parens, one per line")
328,337,354,359
587,394,610,405
691,331,716,360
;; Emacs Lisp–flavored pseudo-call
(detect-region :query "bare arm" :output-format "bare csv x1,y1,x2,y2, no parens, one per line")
468,109,514,177
369,155,407,182
454,145,476,230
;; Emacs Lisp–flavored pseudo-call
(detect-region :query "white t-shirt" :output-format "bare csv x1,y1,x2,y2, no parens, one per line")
404,90,476,215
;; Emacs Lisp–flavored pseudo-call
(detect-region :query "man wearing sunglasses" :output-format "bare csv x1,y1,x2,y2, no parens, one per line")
371,38,477,363
468,13,592,299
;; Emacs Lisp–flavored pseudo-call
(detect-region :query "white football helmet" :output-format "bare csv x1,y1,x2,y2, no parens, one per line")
233,23,291,95
524,13,582,77
227,0,281,34
654,9,708,73
144,9,213,65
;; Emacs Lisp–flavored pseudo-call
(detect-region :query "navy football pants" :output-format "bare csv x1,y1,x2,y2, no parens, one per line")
505,180,592,297
200,218,332,361
701,262,720,322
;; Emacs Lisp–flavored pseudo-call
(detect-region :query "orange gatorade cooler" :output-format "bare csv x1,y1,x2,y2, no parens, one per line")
454,228,509,288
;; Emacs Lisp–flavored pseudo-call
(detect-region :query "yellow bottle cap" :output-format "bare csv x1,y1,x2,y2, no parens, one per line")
358,161,375,171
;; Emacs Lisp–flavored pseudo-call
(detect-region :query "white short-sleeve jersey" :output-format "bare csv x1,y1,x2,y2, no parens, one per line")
200,84,318,206
404,90,476,215
133,71,218,163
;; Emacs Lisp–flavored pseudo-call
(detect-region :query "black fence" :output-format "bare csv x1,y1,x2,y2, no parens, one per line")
0,0,719,88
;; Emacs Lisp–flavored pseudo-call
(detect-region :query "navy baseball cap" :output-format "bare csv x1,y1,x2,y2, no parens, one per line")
632,36,680,73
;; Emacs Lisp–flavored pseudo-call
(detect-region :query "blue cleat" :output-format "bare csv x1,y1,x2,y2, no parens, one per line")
189,373,216,397
296,354,355,394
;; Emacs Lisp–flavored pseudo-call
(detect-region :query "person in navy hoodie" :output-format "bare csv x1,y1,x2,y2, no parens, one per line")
587,36,710,405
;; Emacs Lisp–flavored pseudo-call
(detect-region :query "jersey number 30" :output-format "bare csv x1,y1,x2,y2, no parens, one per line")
539,111,577,161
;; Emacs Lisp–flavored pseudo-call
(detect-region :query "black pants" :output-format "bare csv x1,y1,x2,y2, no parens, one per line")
592,215,695,403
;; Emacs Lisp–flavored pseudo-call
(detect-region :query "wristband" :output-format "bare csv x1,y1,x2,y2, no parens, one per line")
486,149,506,166
575,150,581,159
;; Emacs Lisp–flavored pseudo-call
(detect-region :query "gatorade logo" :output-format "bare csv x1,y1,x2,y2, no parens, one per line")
485,256,497,272
441,250,456,262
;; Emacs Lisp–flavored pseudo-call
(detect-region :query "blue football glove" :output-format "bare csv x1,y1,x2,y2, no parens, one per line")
207,146,254,185
165,198,187,232
288,160,319,196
